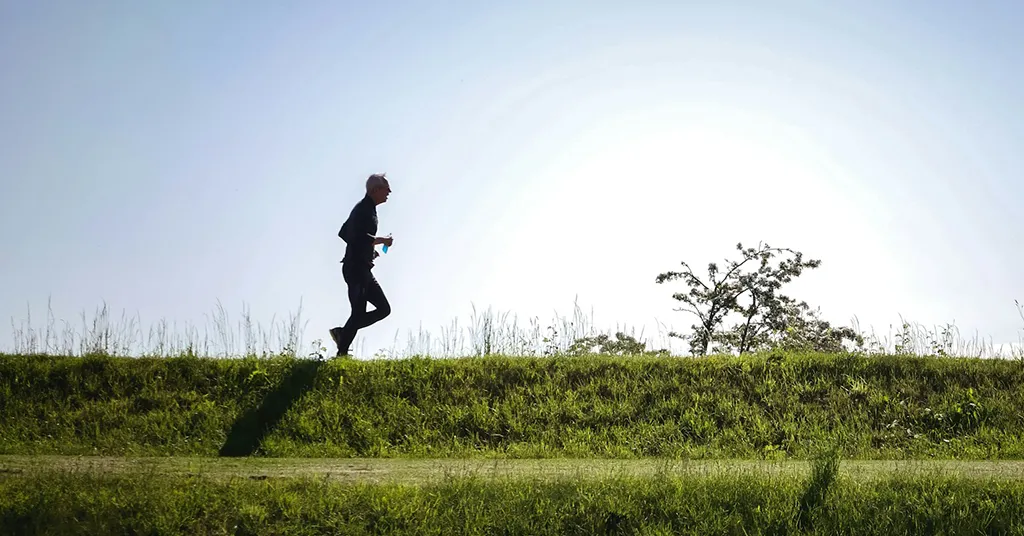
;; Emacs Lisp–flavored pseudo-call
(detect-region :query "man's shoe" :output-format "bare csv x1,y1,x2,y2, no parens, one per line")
329,327,344,354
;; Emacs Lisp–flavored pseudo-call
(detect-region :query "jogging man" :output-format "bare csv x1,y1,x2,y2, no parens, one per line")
330,173,393,357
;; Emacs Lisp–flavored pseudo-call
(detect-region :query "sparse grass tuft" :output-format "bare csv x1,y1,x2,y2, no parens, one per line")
8,298,308,359
8,297,1024,359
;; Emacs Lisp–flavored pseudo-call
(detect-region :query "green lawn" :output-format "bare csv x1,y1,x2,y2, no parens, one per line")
5,455,1024,534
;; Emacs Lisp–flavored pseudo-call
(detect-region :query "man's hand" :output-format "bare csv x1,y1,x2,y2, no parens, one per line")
368,234,394,247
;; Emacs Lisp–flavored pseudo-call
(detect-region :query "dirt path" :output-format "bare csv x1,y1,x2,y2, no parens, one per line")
3,456,1024,484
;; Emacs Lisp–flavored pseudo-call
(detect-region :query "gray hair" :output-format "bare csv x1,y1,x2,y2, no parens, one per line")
366,173,388,192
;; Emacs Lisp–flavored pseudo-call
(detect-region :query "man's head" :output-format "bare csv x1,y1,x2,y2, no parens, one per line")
366,173,391,204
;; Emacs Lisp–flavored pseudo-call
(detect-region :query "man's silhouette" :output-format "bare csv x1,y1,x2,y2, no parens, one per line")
330,173,393,357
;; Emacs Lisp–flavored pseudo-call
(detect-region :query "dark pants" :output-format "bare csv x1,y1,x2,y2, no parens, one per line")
336,261,391,354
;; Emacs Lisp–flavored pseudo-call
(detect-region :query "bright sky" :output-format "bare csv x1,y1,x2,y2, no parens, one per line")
2,1,1022,357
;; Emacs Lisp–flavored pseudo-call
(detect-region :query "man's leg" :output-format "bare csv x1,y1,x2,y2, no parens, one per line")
336,271,391,356
336,270,369,356
356,273,391,330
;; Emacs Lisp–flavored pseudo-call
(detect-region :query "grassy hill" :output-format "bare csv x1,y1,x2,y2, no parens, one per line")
3,351,1023,459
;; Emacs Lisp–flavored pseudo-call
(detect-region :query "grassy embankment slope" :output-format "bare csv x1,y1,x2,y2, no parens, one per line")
4,351,1024,534
2,351,1022,458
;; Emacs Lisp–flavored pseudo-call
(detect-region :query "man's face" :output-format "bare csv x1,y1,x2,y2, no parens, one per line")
371,179,391,204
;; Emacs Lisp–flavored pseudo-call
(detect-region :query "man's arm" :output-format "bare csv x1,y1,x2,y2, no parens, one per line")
368,234,392,246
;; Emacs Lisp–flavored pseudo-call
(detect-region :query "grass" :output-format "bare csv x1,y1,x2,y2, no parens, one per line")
8,297,1024,359
4,299,1024,531
5,351,1024,459
5,455,1024,534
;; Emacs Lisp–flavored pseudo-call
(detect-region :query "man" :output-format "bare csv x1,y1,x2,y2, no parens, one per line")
330,173,394,357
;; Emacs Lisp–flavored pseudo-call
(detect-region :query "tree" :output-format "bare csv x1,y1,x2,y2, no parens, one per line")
718,243,823,354
761,301,864,354
656,242,834,356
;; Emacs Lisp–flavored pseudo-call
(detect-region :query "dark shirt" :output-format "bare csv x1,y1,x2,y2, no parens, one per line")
340,194,378,266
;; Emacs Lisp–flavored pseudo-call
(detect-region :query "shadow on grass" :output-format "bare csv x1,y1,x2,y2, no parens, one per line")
219,359,324,457
796,449,841,531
